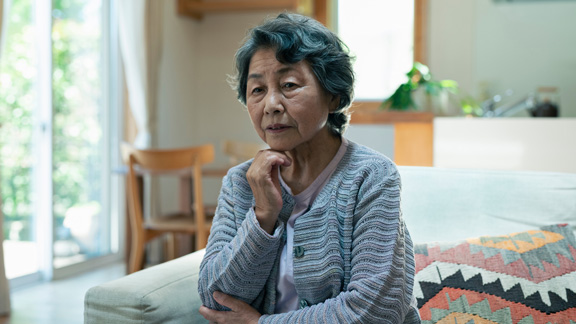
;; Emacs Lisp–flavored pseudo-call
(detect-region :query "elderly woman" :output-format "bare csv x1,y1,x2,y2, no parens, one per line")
198,13,420,324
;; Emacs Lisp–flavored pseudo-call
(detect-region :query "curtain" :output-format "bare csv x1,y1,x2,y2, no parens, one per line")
117,0,164,264
117,0,163,149
0,177,9,316
0,0,12,316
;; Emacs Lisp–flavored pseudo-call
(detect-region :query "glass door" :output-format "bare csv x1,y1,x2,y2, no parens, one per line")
0,0,41,282
0,0,120,285
51,0,111,269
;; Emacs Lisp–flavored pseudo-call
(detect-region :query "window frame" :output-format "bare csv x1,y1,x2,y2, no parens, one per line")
327,0,427,114
3,0,123,289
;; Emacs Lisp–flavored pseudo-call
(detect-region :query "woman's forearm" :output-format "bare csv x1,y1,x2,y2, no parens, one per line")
198,197,284,311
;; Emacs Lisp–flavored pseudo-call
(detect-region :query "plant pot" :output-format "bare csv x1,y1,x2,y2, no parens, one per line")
412,87,461,116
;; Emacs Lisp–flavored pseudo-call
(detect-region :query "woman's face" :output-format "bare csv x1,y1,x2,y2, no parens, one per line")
246,48,337,153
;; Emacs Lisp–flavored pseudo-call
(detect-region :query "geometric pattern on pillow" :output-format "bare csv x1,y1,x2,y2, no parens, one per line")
414,224,576,323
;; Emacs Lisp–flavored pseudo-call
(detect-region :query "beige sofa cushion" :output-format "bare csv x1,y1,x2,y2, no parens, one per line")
84,249,207,324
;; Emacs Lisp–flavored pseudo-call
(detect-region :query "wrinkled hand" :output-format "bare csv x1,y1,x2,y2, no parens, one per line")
199,292,261,324
246,150,292,234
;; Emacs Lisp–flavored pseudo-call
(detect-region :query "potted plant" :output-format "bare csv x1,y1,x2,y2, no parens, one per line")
381,62,463,116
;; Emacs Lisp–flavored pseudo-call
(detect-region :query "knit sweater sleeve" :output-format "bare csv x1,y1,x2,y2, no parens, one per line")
197,165,285,312
259,158,419,323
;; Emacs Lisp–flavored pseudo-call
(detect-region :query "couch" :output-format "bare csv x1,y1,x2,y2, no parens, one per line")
84,166,576,323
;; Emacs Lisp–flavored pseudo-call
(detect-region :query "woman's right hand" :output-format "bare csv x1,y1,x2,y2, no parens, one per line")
246,150,292,234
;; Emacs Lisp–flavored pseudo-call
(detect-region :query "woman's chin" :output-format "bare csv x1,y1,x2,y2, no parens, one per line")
266,145,290,152
264,140,294,152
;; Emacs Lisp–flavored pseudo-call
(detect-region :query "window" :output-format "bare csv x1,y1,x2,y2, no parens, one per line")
337,0,416,101
0,0,121,285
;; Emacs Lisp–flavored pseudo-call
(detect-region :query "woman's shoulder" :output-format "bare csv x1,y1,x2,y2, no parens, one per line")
227,159,252,175
343,140,398,175
222,160,252,186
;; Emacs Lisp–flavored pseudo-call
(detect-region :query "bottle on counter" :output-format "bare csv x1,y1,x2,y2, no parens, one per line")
531,87,559,117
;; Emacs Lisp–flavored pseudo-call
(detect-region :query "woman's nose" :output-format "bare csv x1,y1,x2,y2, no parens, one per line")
263,91,284,115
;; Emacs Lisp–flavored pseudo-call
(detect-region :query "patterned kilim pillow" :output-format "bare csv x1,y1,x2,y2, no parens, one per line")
414,224,576,323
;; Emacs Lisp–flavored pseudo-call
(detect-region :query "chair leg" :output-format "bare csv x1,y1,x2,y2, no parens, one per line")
129,233,145,274
196,229,208,251
166,233,176,261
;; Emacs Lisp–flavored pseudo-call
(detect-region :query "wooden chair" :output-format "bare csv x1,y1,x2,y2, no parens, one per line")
121,143,215,273
221,139,266,165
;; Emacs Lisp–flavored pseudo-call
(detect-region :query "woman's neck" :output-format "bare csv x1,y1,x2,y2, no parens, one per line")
281,133,342,195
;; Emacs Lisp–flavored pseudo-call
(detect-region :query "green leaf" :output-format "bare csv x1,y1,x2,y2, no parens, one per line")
439,79,459,89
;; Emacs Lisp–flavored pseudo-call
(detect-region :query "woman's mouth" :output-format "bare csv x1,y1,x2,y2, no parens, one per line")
266,124,290,132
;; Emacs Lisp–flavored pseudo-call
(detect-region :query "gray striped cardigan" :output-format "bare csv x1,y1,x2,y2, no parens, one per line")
198,140,420,323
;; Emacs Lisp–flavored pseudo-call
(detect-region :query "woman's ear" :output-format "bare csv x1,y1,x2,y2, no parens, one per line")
329,95,340,112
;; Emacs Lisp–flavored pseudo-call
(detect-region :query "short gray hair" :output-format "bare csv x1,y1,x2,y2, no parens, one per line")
232,13,355,136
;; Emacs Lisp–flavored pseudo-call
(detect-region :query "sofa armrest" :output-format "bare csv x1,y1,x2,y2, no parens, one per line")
398,166,576,243
84,249,208,324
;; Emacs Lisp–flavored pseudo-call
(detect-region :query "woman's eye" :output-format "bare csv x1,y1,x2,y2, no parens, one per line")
251,87,263,94
283,82,296,89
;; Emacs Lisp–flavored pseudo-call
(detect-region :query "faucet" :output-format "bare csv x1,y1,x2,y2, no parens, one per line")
481,90,537,117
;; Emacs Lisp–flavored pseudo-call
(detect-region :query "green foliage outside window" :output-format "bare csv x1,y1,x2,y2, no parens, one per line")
0,0,36,241
0,0,102,243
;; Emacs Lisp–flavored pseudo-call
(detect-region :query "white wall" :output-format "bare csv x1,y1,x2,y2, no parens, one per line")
157,2,273,160
157,0,576,155
155,1,576,201
157,3,199,149
157,2,280,203
158,3,262,150
428,0,476,98
429,0,576,117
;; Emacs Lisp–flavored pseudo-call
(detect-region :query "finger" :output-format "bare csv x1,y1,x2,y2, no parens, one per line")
255,150,292,168
252,153,289,188
198,305,217,321
213,291,247,312
249,151,291,184
270,163,280,187
271,150,292,167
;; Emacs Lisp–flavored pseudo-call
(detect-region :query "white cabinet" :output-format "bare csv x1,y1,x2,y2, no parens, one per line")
434,118,576,173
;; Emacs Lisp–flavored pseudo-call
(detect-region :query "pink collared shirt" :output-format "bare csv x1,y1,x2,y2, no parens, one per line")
274,138,349,313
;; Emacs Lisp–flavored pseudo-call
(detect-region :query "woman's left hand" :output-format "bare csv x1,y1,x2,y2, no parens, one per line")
199,291,261,324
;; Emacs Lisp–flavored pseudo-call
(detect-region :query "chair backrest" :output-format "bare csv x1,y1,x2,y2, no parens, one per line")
222,140,265,165
121,143,214,171
120,142,215,249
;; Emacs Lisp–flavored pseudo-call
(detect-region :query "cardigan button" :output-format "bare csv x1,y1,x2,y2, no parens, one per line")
299,298,309,309
293,246,305,258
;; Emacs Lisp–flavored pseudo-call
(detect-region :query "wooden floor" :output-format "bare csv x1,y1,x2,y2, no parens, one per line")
0,262,125,324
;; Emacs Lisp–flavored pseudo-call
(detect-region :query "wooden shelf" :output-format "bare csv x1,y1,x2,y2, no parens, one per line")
349,101,435,124
177,0,299,19
348,101,434,167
